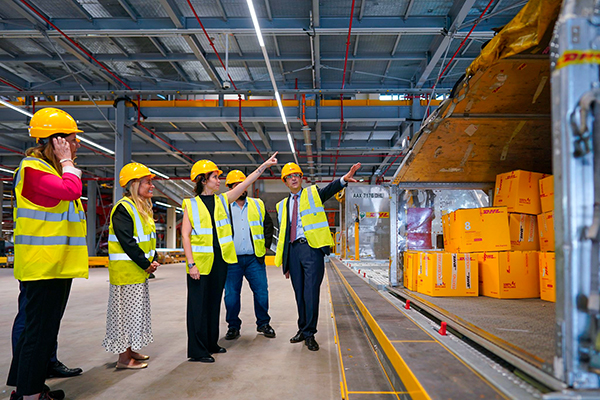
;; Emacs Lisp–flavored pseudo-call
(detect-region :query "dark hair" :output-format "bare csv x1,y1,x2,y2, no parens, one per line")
194,171,216,196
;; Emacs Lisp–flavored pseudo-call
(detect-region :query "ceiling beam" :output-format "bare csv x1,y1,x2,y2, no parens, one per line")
132,125,193,166
117,0,138,22
182,34,223,89
157,0,183,28
148,37,190,82
221,122,258,164
264,0,273,21
215,0,228,22
415,0,477,88
252,122,272,151
67,0,93,22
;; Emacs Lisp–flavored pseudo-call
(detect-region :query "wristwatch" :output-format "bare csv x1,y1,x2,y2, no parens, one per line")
188,262,196,268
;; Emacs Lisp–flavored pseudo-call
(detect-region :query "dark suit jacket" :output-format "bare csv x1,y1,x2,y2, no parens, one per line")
229,198,274,264
280,179,345,274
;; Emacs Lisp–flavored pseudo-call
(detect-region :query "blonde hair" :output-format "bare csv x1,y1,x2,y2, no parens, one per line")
25,136,67,175
125,180,154,224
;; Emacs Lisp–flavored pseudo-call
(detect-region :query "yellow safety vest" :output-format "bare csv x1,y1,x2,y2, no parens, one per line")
13,156,88,281
274,185,334,266
183,193,237,275
245,197,266,258
108,197,157,285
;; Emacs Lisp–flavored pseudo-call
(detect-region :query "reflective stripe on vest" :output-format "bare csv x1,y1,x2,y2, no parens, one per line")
13,156,89,281
108,197,156,285
184,193,237,275
274,185,334,267
246,197,266,257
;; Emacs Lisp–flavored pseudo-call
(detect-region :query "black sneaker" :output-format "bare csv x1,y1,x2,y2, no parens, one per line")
257,324,276,338
225,328,240,340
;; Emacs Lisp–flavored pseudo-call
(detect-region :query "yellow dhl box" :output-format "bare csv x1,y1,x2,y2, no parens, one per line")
444,207,511,253
539,175,554,213
477,251,540,299
442,212,452,250
537,211,555,252
417,252,479,297
494,170,549,215
539,252,556,302
508,213,539,251
403,251,419,291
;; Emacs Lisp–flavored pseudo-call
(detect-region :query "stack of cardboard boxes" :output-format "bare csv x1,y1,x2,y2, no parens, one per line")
402,170,556,301
538,175,556,302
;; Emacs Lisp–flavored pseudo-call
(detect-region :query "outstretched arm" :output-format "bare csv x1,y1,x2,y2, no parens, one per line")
225,152,278,203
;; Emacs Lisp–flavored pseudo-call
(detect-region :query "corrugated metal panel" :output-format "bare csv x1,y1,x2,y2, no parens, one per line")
320,36,349,53
77,38,123,54
409,0,453,16
180,61,212,81
116,37,163,54
397,35,436,52
0,39,25,56
356,36,397,54
80,0,130,18
222,0,267,18
275,36,310,54
270,0,310,17
103,61,143,80
387,61,422,80
217,63,250,81
128,0,170,17
29,0,82,18
159,37,192,53
2,39,52,55
321,0,361,16
175,0,222,17
470,0,525,18
362,0,409,17
234,35,267,55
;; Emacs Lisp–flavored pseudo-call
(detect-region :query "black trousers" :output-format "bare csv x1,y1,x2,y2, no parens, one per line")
7,279,72,396
288,241,325,337
186,254,228,358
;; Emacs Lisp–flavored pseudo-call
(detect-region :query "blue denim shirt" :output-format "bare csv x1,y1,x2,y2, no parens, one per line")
231,199,254,255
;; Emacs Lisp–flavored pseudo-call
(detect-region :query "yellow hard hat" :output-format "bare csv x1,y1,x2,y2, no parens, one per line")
28,107,83,139
281,162,303,181
119,162,155,187
226,170,246,186
191,159,223,181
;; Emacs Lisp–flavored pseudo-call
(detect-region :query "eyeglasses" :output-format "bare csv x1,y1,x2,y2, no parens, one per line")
286,173,302,180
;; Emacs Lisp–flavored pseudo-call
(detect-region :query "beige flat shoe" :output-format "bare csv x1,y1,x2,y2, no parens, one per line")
131,353,150,361
116,362,148,369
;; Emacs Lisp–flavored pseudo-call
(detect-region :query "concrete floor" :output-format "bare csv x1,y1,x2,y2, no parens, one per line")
0,264,342,400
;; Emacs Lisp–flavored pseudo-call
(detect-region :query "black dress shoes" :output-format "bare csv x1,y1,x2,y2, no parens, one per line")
47,360,83,378
225,328,240,340
257,324,276,338
290,331,305,343
305,336,319,351
211,347,227,354
189,356,215,363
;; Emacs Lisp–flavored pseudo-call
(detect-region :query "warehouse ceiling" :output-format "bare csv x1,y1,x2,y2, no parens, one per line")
0,0,529,206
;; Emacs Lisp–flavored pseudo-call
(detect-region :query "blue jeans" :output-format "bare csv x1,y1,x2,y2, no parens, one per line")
224,255,271,330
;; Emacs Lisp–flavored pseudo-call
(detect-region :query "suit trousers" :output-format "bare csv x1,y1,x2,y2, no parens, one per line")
288,241,325,337
7,278,72,396
186,253,228,358
12,281,59,364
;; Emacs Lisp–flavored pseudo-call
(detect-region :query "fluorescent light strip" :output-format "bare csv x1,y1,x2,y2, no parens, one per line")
78,136,115,155
286,132,296,154
155,201,172,208
246,0,265,47
0,99,33,117
0,167,14,174
147,167,169,179
274,92,287,125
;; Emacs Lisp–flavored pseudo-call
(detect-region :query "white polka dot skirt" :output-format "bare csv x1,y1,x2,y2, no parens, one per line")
102,281,153,354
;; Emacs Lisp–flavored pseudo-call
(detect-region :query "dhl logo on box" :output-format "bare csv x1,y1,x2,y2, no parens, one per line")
494,170,549,215
444,207,511,253
476,251,540,299
416,252,479,297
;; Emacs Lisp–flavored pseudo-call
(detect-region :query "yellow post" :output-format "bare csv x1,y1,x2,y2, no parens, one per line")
354,205,360,261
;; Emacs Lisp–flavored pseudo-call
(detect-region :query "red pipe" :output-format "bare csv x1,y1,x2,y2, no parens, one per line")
0,145,24,155
0,77,22,91
186,0,237,90
19,0,133,91
333,0,356,178
301,94,308,126
435,0,496,83
298,153,398,158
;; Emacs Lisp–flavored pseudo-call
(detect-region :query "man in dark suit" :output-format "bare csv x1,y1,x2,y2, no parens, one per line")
275,162,361,351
